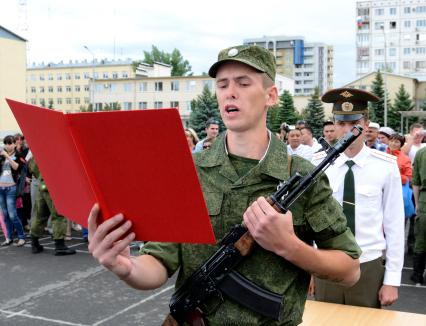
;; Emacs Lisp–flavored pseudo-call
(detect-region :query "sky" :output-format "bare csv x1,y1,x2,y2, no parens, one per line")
1,0,360,87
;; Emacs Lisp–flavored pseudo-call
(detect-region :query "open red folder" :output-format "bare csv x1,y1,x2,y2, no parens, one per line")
7,99,216,244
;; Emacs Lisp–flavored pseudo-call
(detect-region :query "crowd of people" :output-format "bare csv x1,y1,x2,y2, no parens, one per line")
1,44,425,324
0,134,81,255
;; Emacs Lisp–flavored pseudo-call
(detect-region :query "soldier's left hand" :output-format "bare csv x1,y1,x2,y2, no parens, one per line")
378,284,398,306
243,196,297,257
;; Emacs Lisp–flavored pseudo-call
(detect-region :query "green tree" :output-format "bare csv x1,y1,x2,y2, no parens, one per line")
304,87,325,138
132,45,192,76
80,104,93,112
277,90,299,126
102,102,121,111
369,71,391,126
189,85,222,139
267,104,280,132
48,99,54,109
390,84,414,132
40,99,46,108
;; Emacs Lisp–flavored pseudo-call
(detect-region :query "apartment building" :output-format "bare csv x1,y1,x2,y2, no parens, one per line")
244,35,334,95
26,58,136,112
0,25,26,135
356,0,426,79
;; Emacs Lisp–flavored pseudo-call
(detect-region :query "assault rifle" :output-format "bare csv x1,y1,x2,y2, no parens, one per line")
163,125,363,326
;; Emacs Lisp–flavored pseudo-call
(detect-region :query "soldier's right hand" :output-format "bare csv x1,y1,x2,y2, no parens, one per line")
88,204,136,279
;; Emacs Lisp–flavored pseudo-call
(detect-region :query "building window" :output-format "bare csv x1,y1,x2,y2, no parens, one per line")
171,80,179,91
403,61,411,69
404,20,411,28
155,82,163,91
57,98,62,104
170,101,179,108
39,99,46,106
75,73,80,80
31,98,36,105
404,48,411,55
389,21,396,29
103,72,109,79
122,71,129,78
154,101,163,109
48,74,54,81
375,8,384,16
375,21,384,30
389,48,396,56
203,80,213,90
374,48,384,56
357,34,369,43
186,80,196,91
31,87,36,93
389,8,396,15
84,72,90,79
30,74,36,81
404,7,411,14
416,47,426,54
39,86,45,93
417,6,426,13
65,73,71,80
48,86,54,93
123,102,132,110
123,83,132,92
75,85,81,92
416,61,426,69
84,97,90,104
374,62,385,70
39,74,45,81
138,102,148,109
75,98,80,104
139,82,147,92
417,20,426,28
84,85,90,92
66,86,72,92
112,72,118,79
66,98,72,104
93,72,99,79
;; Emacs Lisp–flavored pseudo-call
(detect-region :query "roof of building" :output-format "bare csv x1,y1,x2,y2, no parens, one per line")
346,71,421,86
0,25,27,42
27,58,134,70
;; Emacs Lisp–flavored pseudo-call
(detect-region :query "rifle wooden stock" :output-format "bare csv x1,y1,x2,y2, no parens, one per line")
163,308,206,326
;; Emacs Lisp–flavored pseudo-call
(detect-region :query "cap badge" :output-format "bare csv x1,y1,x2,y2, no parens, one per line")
340,91,353,98
228,48,238,57
342,102,354,112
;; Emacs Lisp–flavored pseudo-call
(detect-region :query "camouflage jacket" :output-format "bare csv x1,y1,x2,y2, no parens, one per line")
141,132,360,326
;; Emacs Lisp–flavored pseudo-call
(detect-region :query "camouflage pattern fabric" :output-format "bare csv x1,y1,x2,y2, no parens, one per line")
412,147,426,253
141,133,360,325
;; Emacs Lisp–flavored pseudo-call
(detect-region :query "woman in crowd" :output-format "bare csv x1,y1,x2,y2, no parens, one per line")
0,135,26,246
387,134,412,185
184,128,199,152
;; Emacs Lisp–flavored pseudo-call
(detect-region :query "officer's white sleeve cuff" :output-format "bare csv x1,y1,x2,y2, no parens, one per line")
383,270,402,287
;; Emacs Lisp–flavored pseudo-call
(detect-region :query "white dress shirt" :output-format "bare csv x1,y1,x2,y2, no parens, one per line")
287,144,314,161
312,145,404,286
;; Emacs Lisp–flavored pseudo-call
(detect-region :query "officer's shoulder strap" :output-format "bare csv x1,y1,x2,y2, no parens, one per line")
370,149,397,163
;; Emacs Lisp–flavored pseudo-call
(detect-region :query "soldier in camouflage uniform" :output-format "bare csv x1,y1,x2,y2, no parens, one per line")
28,159,75,255
87,45,361,325
411,147,426,284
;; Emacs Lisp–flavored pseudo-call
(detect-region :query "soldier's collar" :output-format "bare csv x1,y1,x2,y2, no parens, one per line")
223,130,272,163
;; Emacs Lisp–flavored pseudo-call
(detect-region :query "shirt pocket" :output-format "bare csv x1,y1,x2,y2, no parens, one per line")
357,184,381,205
205,192,223,216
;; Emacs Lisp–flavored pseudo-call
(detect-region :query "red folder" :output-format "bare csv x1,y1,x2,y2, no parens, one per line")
7,99,216,244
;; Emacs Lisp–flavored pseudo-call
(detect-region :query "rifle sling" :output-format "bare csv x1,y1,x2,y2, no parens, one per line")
217,270,283,321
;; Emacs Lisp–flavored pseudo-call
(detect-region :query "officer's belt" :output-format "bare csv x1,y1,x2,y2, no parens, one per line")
216,270,283,320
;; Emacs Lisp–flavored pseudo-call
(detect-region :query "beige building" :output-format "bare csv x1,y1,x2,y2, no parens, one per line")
26,58,136,112
0,26,26,136
344,71,426,108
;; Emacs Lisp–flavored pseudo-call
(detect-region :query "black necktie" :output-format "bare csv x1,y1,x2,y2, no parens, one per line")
343,160,355,235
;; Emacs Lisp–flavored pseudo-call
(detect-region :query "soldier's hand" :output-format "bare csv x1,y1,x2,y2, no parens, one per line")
88,204,136,279
243,196,298,258
379,285,398,306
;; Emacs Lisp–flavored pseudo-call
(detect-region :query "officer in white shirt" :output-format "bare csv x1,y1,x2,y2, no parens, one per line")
311,88,404,308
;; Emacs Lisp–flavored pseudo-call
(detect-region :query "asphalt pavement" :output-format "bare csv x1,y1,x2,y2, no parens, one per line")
0,231,425,325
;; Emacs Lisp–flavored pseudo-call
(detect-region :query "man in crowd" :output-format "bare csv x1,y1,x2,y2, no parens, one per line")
377,127,394,148
279,122,290,142
322,120,337,145
301,126,322,153
402,123,425,163
365,122,386,151
312,88,404,308
410,146,426,285
287,128,315,161
88,45,360,325
193,118,220,152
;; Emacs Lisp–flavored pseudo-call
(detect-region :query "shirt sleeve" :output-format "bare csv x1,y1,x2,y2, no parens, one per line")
140,242,181,277
412,154,421,186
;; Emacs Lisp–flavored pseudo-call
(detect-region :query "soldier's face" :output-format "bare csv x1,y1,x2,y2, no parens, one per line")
215,62,277,133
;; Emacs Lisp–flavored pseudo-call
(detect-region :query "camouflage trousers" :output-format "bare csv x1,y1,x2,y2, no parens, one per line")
414,208,426,253
30,188,67,240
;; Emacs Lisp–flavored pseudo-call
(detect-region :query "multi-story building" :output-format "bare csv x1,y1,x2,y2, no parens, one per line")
356,0,426,79
26,58,136,112
0,25,26,136
244,35,334,95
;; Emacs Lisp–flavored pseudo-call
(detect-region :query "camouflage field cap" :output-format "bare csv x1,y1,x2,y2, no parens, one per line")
208,45,276,82
322,87,379,121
